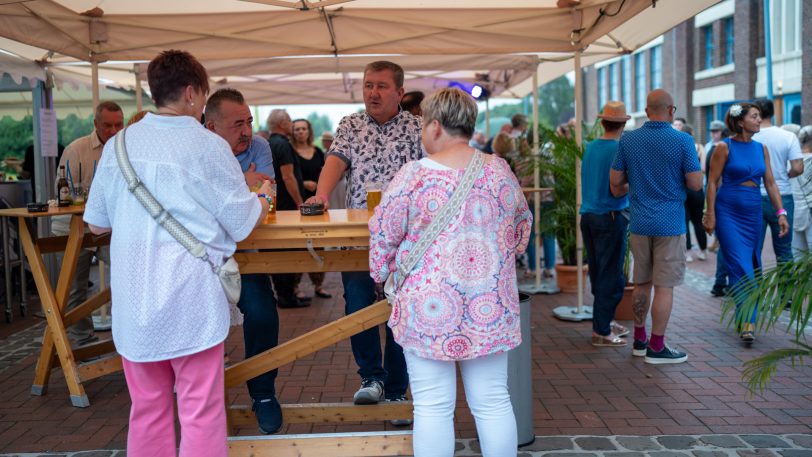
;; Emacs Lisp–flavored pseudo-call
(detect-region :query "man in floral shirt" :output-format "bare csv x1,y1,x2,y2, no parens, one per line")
306,61,422,410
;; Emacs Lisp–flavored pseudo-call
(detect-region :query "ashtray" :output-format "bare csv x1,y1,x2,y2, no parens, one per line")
300,202,325,216
27,202,49,212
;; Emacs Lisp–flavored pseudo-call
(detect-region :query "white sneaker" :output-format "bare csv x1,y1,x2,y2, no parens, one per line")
353,379,384,405
685,252,693,262
697,250,707,261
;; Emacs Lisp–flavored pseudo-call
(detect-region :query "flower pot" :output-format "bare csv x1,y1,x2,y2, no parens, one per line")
554,263,587,294
614,284,636,321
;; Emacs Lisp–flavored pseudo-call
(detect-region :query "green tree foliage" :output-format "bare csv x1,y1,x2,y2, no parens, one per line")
0,116,34,162
474,76,575,136
57,113,94,148
305,112,333,149
0,114,93,162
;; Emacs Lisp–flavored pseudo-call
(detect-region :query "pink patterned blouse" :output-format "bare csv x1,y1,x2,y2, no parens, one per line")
369,156,532,361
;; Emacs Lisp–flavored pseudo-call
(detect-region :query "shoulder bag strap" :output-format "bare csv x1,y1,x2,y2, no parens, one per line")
113,128,222,274
394,151,486,290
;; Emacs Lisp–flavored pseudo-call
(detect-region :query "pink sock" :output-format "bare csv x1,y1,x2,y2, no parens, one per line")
649,334,665,352
634,326,647,343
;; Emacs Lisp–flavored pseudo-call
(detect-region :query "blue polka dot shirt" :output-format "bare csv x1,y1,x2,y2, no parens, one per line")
612,121,701,236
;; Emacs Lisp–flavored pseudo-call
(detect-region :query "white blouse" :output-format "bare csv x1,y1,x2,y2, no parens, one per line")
84,113,261,362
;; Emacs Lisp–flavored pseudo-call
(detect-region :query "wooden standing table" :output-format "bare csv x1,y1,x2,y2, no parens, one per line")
0,206,116,407
226,209,412,456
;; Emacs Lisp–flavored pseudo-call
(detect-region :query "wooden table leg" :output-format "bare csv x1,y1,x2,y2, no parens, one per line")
22,215,91,407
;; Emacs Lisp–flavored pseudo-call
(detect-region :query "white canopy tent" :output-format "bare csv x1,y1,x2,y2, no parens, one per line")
0,0,721,312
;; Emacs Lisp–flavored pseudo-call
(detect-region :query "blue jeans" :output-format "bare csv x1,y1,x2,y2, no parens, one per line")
527,228,556,270
759,195,794,263
237,274,279,400
714,246,728,288
580,211,628,336
341,271,408,399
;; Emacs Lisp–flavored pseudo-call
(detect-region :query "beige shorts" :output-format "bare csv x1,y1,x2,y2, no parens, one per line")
629,234,686,287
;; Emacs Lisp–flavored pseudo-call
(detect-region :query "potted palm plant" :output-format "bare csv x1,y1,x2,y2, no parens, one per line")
721,252,811,393
528,121,601,293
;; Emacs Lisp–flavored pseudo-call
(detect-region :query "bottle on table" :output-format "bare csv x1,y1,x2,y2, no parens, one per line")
57,165,71,207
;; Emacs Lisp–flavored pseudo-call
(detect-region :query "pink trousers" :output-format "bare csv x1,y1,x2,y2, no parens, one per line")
121,343,227,457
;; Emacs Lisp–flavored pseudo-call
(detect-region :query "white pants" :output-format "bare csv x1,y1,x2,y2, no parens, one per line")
405,351,517,457
792,223,812,258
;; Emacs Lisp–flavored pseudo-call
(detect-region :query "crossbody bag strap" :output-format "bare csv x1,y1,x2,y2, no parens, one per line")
394,151,486,290
113,128,221,273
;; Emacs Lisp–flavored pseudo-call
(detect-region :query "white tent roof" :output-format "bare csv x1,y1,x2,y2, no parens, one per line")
0,52,151,119
0,0,720,105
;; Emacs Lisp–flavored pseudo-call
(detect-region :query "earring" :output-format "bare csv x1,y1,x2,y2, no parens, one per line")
190,102,195,107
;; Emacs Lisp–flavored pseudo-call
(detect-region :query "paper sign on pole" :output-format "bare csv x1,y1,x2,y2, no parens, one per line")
39,108,58,158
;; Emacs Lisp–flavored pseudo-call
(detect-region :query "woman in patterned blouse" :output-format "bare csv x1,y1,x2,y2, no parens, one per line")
369,88,532,456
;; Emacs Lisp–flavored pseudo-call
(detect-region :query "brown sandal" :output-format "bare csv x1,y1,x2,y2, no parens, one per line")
591,334,627,347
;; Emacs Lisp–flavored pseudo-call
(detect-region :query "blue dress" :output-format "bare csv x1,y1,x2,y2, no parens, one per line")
714,138,766,323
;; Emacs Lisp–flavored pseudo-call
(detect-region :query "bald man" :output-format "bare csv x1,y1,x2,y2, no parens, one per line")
610,89,702,365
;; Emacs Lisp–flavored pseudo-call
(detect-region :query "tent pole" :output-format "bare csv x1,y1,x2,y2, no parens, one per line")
134,63,143,112
553,49,591,321
574,50,584,313
91,60,99,110
532,66,541,289
520,60,559,295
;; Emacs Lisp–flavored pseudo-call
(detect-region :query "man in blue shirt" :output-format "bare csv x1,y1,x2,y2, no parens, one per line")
581,101,630,348
205,88,282,435
610,89,703,365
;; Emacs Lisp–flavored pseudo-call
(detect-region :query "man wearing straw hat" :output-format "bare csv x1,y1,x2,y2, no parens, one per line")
53,101,124,346
581,101,630,348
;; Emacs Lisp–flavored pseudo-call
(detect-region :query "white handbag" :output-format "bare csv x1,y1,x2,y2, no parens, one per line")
113,129,242,305
383,151,486,304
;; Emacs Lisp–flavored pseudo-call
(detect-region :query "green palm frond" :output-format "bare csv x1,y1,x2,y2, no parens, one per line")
526,122,600,265
720,251,812,393
741,342,812,394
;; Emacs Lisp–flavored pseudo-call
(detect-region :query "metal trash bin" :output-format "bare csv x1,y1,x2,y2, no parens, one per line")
507,292,534,447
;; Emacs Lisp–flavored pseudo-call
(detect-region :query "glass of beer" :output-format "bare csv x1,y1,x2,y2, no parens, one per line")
269,183,277,214
366,182,383,212
70,186,85,206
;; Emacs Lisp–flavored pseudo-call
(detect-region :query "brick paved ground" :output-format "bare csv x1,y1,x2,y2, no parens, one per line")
0,240,810,454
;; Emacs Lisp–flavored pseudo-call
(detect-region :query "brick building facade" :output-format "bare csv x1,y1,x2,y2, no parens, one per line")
582,0,810,143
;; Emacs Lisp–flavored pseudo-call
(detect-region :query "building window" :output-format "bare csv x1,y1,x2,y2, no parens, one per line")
703,25,714,69
771,0,802,55
635,52,646,112
724,17,734,65
597,67,606,108
622,55,631,108
650,45,662,89
609,62,620,101
784,93,801,125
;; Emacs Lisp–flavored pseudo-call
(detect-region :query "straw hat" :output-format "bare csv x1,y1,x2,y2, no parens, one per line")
597,101,631,122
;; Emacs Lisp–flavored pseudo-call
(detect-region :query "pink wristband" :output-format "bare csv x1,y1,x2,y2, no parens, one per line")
776,208,787,217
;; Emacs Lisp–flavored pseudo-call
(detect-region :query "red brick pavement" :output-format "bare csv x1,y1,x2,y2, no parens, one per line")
0,247,810,453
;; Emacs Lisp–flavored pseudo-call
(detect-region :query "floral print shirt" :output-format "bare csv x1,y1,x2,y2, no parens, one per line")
369,156,532,361
327,110,423,209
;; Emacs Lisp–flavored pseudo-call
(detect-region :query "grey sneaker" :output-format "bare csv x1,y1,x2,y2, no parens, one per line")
353,378,384,405
632,339,648,357
645,345,688,364
386,395,413,426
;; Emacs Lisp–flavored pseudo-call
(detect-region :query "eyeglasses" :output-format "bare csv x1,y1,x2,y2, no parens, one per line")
668,105,678,114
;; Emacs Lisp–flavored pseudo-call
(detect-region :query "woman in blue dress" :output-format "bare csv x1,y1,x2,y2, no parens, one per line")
703,102,789,342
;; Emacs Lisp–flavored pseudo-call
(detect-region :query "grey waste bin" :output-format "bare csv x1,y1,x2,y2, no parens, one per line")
507,292,534,447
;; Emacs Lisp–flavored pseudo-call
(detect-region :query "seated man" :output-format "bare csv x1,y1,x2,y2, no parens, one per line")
205,88,282,434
